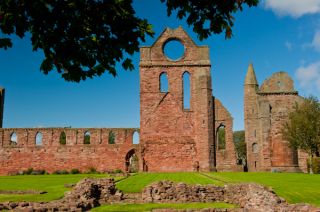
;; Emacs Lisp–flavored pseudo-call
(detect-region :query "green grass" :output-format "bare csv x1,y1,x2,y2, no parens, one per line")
116,172,223,193
208,172,320,207
0,172,319,208
0,174,115,202
91,202,236,212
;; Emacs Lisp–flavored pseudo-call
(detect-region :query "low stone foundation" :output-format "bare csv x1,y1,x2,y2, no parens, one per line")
0,179,319,211
142,181,320,212
0,178,123,211
142,181,224,203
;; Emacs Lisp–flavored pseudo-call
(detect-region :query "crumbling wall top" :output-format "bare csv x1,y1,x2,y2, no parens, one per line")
214,98,233,121
260,72,296,93
140,26,210,67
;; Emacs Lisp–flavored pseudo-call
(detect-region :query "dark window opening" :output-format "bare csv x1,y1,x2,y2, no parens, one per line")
84,131,90,144
252,143,258,153
60,131,66,145
108,131,115,144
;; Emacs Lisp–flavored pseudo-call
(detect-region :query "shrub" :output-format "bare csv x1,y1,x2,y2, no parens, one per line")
114,169,123,174
21,168,47,175
307,157,320,174
70,168,81,174
31,169,46,175
53,170,69,175
23,168,34,175
86,167,100,174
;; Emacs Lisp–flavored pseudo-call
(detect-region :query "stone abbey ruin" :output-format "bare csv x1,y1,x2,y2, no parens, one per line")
0,27,308,175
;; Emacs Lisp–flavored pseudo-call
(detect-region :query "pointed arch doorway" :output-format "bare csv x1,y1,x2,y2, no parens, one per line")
125,149,139,173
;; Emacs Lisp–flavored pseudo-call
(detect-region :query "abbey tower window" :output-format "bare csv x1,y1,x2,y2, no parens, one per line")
183,71,191,110
35,132,43,146
159,72,169,92
10,132,17,145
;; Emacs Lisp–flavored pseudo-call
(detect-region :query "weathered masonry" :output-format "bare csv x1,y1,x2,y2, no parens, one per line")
0,27,243,174
0,128,140,175
139,27,214,172
139,27,239,172
244,64,308,172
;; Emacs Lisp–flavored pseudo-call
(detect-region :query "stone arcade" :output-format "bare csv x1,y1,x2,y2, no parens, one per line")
0,27,307,174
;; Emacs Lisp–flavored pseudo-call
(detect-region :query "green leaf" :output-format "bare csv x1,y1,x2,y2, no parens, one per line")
0,38,12,49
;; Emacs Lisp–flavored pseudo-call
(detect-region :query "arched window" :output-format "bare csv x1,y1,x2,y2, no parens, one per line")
133,131,139,144
183,72,191,110
125,149,139,173
159,72,169,92
84,131,90,144
108,131,115,144
216,125,226,150
35,132,43,146
269,105,272,125
59,131,66,145
277,80,284,89
252,143,258,153
10,132,17,145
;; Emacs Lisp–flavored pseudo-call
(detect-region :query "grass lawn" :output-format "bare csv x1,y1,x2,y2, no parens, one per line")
0,174,115,202
208,172,320,207
91,202,236,212
0,172,319,209
116,172,224,193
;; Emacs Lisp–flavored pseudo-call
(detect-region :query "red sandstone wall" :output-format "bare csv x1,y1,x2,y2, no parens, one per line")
214,98,241,171
244,68,305,172
244,73,260,172
265,95,300,170
140,27,214,172
0,128,139,175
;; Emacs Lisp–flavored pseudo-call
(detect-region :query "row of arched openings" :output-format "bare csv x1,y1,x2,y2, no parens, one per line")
159,72,191,109
10,132,44,146
9,131,140,145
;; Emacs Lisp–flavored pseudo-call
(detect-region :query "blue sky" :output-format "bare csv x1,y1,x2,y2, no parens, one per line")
0,0,320,130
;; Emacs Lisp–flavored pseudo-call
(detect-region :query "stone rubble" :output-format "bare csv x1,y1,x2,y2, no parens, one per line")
0,178,123,211
142,181,320,212
0,178,319,212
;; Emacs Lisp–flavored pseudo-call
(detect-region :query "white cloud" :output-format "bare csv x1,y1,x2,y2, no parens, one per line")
295,61,320,93
264,0,320,18
311,31,320,51
285,41,293,50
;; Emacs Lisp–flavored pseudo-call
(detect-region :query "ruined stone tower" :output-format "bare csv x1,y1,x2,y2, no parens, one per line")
0,87,5,128
244,64,260,171
139,27,215,172
244,64,306,172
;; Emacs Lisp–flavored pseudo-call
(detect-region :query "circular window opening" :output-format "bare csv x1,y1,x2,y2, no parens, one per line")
163,39,185,61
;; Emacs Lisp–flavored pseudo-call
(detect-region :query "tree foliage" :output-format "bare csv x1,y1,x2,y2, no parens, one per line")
59,131,66,145
0,0,258,82
108,131,115,144
233,130,247,165
162,0,258,40
217,126,226,150
282,96,320,173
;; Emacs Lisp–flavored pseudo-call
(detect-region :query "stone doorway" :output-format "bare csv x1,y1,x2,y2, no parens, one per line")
125,149,139,173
